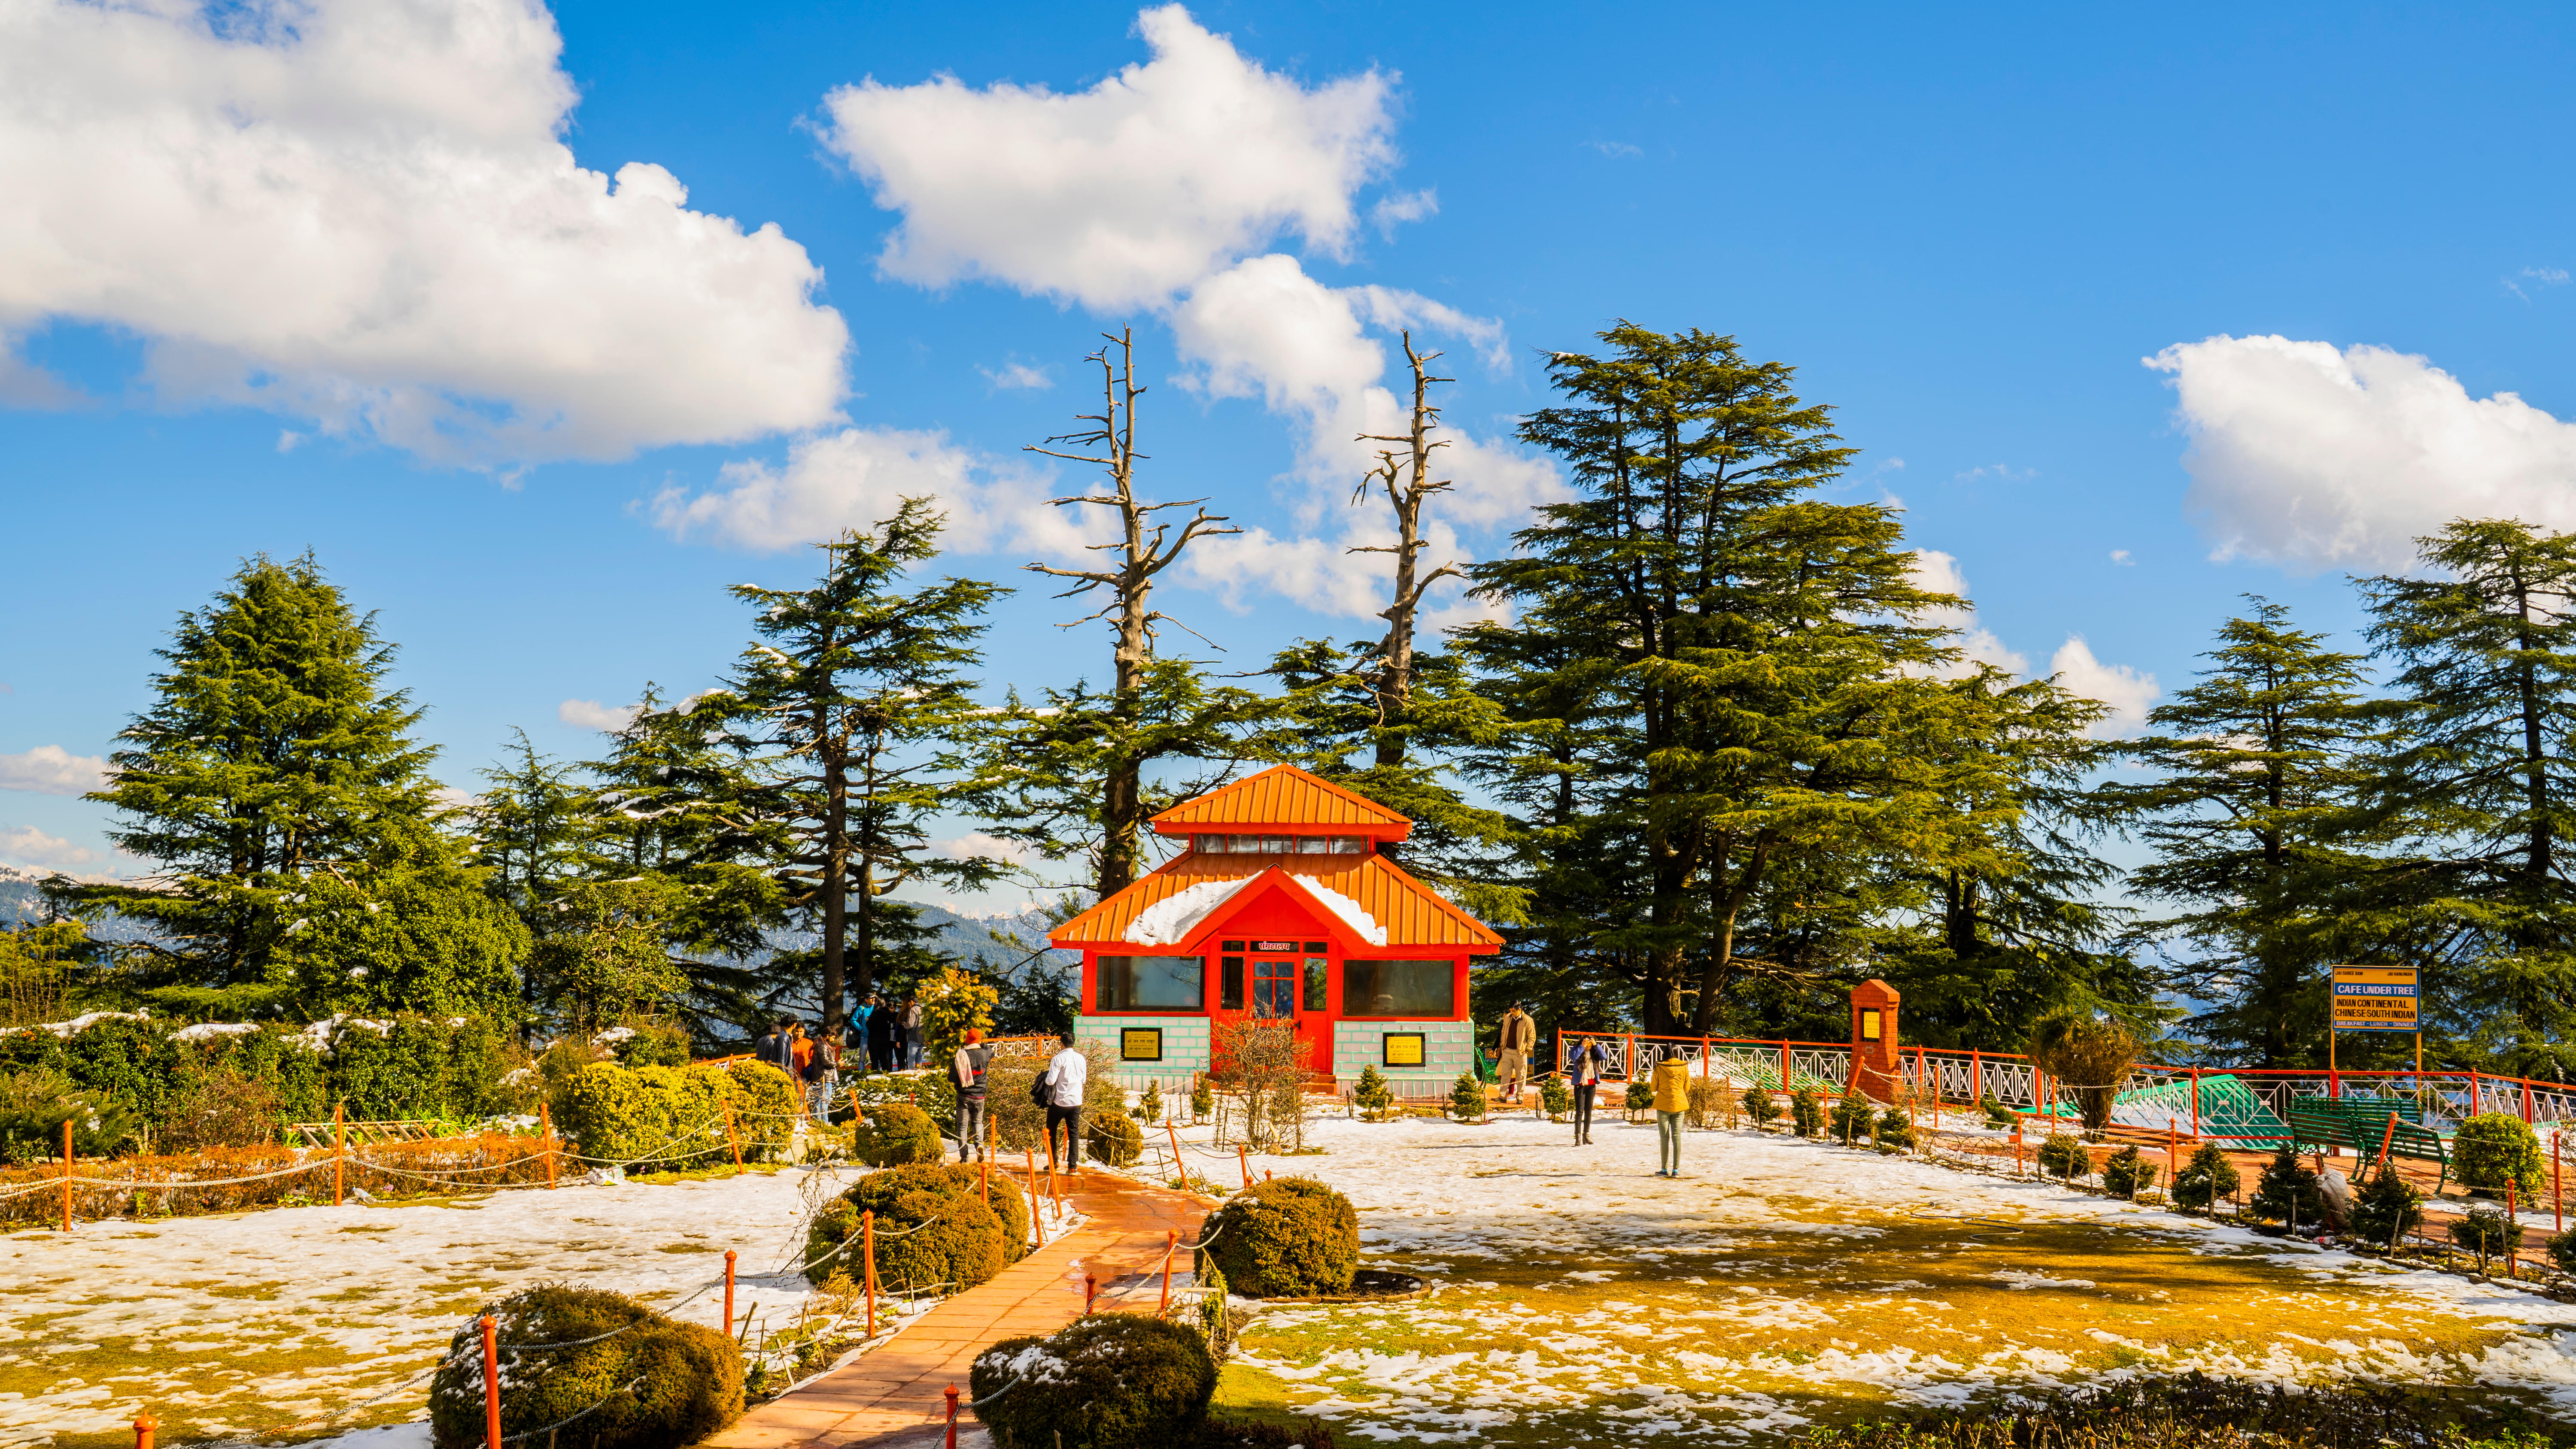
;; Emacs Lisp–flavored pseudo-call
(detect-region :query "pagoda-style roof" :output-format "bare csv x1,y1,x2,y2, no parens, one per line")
1149,764,1411,840
1049,849,1502,952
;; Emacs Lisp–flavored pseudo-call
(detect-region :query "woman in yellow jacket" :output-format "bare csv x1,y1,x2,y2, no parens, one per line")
1651,1055,1692,1177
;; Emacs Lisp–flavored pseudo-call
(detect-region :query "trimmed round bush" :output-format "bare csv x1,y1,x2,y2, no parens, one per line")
553,1061,737,1169
428,1284,741,1449
1085,1110,1142,1167
853,1102,943,1166
723,1061,798,1161
804,1163,1029,1289
969,1313,1214,1449
2453,1112,2545,1199
1198,1176,1359,1298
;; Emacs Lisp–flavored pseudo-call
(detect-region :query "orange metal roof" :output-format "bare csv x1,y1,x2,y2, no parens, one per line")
1148,764,1412,838
1050,848,1502,951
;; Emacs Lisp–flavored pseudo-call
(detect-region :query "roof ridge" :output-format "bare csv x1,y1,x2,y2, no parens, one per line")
1148,764,1410,833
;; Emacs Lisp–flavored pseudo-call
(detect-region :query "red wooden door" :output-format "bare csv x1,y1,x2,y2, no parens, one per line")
1249,953,1329,1072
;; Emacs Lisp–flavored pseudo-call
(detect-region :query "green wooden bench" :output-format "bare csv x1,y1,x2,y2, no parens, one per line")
2286,1097,2448,1191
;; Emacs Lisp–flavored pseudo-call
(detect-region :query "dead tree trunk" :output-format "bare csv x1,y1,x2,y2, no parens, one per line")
1352,331,1462,775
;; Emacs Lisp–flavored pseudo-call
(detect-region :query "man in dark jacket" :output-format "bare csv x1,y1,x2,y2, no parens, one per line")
866,993,899,1073
753,1019,787,1072
949,1029,994,1162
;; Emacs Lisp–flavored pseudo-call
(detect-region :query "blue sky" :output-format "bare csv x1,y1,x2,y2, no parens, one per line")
5,1,2576,907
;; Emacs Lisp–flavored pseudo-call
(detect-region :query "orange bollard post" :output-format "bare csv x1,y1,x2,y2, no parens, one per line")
133,1415,156,1449
2167,1120,2178,1186
334,1100,346,1208
61,1118,73,1233
980,1151,990,1205
725,1102,743,1172
1166,1121,1183,1184
2012,1123,2024,1178
1026,1150,1045,1247
944,1384,960,1449
724,1250,737,1337
1160,1228,1177,1314
480,1313,502,1449
1238,1144,1251,1190
1084,1272,1097,1316
541,1103,557,1190
863,1210,877,1339
2556,1135,2565,1234
1265,1169,1273,1182
2508,1181,2519,1276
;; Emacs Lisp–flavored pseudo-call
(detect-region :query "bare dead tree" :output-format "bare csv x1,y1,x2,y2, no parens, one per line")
1349,330,1462,771
1027,328,1240,898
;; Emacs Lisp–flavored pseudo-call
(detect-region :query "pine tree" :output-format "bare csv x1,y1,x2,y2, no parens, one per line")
1470,324,1988,1034
710,500,1006,1034
2115,599,2376,1066
2360,519,2576,1078
69,555,524,1019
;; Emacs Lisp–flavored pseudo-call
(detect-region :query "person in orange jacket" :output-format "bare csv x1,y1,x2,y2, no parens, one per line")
1652,1054,1692,1177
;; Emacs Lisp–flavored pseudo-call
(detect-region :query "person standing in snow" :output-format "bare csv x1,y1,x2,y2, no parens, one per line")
1495,1003,1537,1106
848,997,875,1067
1571,1038,1608,1146
1652,1053,1691,1177
753,1020,784,1070
951,1028,995,1162
788,1023,814,1084
805,1027,839,1121
1041,1030,1088,1171
867,992,899,1073
900,996,923,1068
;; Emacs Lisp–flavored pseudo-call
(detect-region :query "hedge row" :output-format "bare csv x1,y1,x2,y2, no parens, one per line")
0,1012,517,1151
0,1133,554,1227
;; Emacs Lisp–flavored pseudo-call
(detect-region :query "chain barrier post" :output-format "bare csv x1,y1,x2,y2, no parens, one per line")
2555,1133,2565,1234
1025,1150,1045,1248
2012,1122,2024,1178
944,1384,959,1449
61,1118,73,1233
724,1249,737,1336
2167,1119,2178,1187
856,1209,875,1339
541,1103,557,1190
334,1100,346,1208
2508,1181,2519,1278
1166,1122,1184,1185
480,1313,502,1449
132,1416,156,1449
725,1101,743,1172
2375,1113,2399,1177
1160,1229,1177,1314
1084,1272,1097,1316
1237,1144,1251,1190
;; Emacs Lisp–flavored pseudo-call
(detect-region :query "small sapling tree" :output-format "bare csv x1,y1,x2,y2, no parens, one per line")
2037,1132,2090,1183
1875,1107,1918,1153
1739,1084,1779,1130
2546,1226,2576,1276
2100,1145,2157,1198
1448,1072,1487,1122
1789,1086,1825,1137
1352,1064,1395,1122
2351,1167,2424,1251
2251,1147,2327,1230
2172,1143,2242,1216
2451,1204,2523,1276
1830,1094,1873,1146
1539,1073,1574,1120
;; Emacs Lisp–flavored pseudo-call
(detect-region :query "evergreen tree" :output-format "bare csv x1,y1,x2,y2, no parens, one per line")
2360,519,2576,1078
2114,599,2376,1065
69,555,523,1019
1470,324,1984,1035
710,500,1007,1034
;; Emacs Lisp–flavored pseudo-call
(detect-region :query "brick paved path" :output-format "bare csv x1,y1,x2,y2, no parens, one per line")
709,1167,1212,1449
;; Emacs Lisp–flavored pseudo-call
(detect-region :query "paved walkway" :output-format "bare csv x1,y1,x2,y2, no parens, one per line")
709,1166,1213,1449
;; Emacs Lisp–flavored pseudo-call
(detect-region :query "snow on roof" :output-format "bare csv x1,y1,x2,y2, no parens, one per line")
1125,876,1257,948
1291,874,1388,947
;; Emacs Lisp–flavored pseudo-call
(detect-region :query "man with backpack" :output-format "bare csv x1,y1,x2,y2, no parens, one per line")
1039,1031,1088,1172
950,1028,994,1162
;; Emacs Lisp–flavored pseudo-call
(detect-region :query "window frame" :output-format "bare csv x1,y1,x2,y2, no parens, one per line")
1339,958,1458,1019
1092,954,1206,1013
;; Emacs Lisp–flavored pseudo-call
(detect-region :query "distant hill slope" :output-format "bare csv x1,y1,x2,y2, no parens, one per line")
0,865,162,942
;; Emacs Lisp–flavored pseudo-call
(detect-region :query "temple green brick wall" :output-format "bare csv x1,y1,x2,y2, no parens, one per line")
1334,1018,1473,1091
1075,1013,1208,1097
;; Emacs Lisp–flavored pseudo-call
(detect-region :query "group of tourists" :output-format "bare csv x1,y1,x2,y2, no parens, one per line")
750,992,927,1121
945,1028,1090,1169
1492,1002,1696,1178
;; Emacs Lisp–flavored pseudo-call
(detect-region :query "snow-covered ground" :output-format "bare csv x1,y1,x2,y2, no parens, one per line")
1208,1109,2576,1445
0,1165,859,1447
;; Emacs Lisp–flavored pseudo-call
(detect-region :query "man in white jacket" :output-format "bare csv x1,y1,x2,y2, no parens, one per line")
1040,1031,1088,1171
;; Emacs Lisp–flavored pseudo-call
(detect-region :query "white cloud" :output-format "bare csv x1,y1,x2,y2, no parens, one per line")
1369,188,1437,236
2505,267,2569,301
1906,551,2028,676
0,825,99,871
431,785,479,814
981,361,1053,391
0,0,848,464
557,699,640,732
2050,636,2159,737
939,832,1031,866
1586,140,1643,159
652,426,1086,556
2147,335,2576,573
817,4,1398,311
0,744,107,796
2109,549,2135,566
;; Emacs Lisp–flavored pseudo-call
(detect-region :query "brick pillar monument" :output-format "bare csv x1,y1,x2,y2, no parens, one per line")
1848,979,1902,1102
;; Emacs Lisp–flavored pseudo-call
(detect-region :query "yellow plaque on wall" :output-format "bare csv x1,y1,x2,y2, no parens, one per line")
1121,1028,1163,1062
1382,1032,1425,1067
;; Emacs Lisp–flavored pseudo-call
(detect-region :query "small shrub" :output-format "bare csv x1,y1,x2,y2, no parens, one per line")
852,1102,943,1167
805,1163,1010,1291
1351,1065,1394,1122
1788,1086,1824,1137
2036,1132,2090,1182
1086,1110,1143,1167
157,1060,283,1152
2453,1113,2546,1200
2170,1143,2241,1215
427,1284,741,1449
1829,1093,1873,1145
1445,1072,1485,1122
606,1023,690,1069
2251,1146,2327,1227
2099,1145,2157,1197
1539,1074,1574,1120
970,1313,1215,1449
1875,1107,1918,1153
723,1060,798,1161
1981,1094,2017,1131
1738,1085,1777,1128
1191,1075,1215,1121
2351,1166,2423,1249
1198,1177,1360,1298
2450,1203,2523,1275
2546,1226,2576,1276
1136,1086,1163,1124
